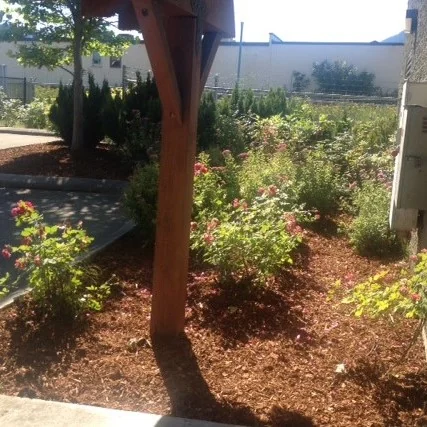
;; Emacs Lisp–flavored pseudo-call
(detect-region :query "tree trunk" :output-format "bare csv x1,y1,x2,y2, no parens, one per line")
71,0,84,152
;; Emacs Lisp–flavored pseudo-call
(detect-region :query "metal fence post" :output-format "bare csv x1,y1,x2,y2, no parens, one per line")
23,77,27,104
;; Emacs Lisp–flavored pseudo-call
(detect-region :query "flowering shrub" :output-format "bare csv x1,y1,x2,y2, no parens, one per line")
349,180,403,257
342,253,427,320
0,201,110,316
191,188,309,285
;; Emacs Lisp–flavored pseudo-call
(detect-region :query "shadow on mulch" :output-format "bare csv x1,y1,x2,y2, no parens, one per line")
0,142,131,181
6,300,89,378
347,359,427,426
153,334,315,427
306,217,341,239
188,273,315,349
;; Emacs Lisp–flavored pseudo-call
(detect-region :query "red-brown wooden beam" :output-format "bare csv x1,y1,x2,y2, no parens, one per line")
149,15,201,336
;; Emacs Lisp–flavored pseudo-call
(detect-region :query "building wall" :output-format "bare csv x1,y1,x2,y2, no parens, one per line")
404,0,427,82
0,40,404,93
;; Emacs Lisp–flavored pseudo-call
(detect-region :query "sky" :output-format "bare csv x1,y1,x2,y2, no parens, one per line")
0,0,409,43
233,0,409,42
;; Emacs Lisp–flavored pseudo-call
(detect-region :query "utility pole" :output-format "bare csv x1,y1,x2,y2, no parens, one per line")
236,21,244,86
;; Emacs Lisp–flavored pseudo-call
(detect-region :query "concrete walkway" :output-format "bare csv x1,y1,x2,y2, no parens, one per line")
0,128,59,149
0,395,242,427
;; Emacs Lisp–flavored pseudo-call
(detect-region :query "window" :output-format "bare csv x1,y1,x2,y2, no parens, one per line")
92,52,102,66
110,57,122,68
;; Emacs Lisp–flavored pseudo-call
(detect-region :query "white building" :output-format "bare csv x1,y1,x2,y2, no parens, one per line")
0,38,404,93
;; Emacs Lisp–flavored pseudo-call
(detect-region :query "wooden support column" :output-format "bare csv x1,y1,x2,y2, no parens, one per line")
150,16,200,336
130,0,226,337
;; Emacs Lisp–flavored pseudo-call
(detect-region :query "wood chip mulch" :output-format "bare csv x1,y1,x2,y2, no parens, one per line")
0,142,131,181
0,226,426,427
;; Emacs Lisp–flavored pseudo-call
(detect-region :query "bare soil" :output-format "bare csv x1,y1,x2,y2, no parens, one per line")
0,225,426,426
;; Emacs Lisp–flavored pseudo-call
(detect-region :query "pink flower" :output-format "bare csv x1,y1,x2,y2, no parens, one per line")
207,218,220,231
349,182,357,191
190,222,198,232
411,293,422,302
233,199,240,209
33,256,42,267
203,233,215,245
2,248,11,260
314,213,321,221
276,143,288,153
14,258,26,270
258,188,266,196
238,152,249,160
410,255,418,262
11,207,21,217
222,149,232,157
241,201,248,210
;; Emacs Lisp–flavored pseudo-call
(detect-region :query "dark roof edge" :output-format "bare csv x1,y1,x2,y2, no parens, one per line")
219,41,405,47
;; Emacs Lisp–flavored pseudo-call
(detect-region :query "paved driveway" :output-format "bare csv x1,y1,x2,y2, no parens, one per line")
0,133,59,149
0,186,134,307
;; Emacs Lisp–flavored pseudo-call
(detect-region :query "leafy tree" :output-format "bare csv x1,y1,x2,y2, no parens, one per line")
312,60,377,96
0,1,135,151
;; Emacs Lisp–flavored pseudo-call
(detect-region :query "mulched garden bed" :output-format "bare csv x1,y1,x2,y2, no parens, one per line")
0,142,131,181
0,226,426,426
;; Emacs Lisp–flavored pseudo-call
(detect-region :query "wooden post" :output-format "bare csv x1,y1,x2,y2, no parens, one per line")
131,0,223,336
150,17,201,336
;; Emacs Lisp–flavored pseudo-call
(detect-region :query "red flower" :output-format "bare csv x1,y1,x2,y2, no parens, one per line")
411,293,422,302
22,237,32,246
194,162,208,176
268,185,278,197
2,248,11,260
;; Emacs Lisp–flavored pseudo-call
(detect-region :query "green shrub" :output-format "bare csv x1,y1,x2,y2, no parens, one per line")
49,82,73,144
349,181,404,257
0,201,110,317
294,151,342,214
291,71,310,92
312,60,377,95
20,98,52,129
191,190,307,285
124,163,159,242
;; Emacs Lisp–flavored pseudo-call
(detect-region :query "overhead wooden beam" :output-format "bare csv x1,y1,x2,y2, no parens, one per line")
131,0,183,122
200,32,223,96
83,0,235,37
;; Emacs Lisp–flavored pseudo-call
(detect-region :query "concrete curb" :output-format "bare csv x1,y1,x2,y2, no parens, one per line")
0,174,128,194
0,127,57,137
0,221,136,311
0,395,243,427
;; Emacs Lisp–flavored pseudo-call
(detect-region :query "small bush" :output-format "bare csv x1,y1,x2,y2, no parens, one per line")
124,163,159,242
191,190,307,284
0,201,110,318
295,151,342,214
292,71,310,92
349,181,404,257
20,98,52,129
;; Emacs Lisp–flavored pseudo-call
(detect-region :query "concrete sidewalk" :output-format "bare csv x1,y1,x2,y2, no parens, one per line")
0,395,242,427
